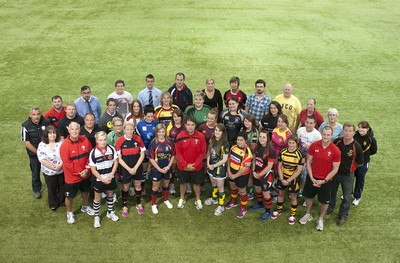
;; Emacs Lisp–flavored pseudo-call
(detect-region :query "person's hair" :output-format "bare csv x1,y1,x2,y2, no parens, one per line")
51,95,62,101
206,77,215,84
124,122,135,129
130,99,144,119
266,101,282,118
80,85,90,92
322,125,333,134
308,98,316,105
256,130,271,158
84,112,95,120
288,135,299,146
185,115,196,125
95,131,107,140
30,106,40,113
175,72,185,80
115,79,125,87
41,125,60,144
144,105,155,115
68,121,80,129
194,91,205,100
208,123,228,156
146,74,155,80
327,108,339,117
237,131,247,141
278,114,289,126
65,101,76,109
343,122,356,132
208,108,219,119
160,91,172,107
306,115,316,122
228,97,240,113
230,76,240,87
154,124,167,142
358,121,371,129
255,79,266,87
112,117,123,125
106,98,117,106
172,108,183,126
243,114,256,130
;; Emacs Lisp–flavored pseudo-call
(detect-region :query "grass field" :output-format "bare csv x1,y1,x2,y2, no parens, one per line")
1,1,399,262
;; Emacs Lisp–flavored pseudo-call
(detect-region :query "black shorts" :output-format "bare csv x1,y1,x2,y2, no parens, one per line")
92,176,117,193
303,176,332,204
253,171,274,192
229,174,250,189
64,177,91,198
177,169,204,185
276,176,301,193
119,171,144,185
150,169,172,182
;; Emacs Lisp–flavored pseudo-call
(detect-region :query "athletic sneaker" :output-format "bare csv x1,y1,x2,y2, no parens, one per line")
101,192,107,199
247,189,254,200
67,212,76,224
177,199,186,209
186,183,192,194
151,204,158,214
106,211,119,221
224,200,238,210
136,205,144,214
81,205,95,216
94,216,101,228
352,198,361,206
337,216,347,226
316,218,324,231
169,184,176,195
288,216,296,225
236,208,247,218
259,211,271,222
250,202,264,211
204,197,218,205
33,191,42,199
195,200,203,210
271,211,281,220
129,187,135,196
164,200,173,209
121,207,129,217
297,189,303,198
299,213,313,225
214,206,225,216
303,201,307,207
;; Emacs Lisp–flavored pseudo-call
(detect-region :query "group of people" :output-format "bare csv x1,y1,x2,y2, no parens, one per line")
21,72,377,231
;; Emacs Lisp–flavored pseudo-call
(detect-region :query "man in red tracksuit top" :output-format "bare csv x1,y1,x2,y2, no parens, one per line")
60,122,94,224
175,115,206,210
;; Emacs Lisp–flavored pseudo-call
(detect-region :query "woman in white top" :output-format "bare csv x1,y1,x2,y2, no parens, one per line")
37,125,64,211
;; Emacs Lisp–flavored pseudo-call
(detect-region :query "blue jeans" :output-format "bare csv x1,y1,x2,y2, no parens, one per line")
354,163,369,199
329,173,354,218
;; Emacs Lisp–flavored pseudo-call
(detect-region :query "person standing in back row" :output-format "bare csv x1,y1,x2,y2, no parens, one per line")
138,74,162,108
274,83,301,133
74,85,102,124
223,76,247,110
245,79,271,124
168,72,193,112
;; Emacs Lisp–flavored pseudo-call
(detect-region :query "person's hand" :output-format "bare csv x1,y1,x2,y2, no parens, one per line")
79,170,88,178
129,167,137,175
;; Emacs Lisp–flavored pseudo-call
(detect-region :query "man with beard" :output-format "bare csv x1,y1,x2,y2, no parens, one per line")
245,79,271,124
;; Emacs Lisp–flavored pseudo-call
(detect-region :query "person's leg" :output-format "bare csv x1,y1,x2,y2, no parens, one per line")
151,181,161,205
275,189,285,213
57,173,65,206
65,197,73,213
328,175,340,213
339,173,355,218
216,179,226,206
354,164,368,200
93,192,102,217
30,157,42,194
134,179,143,208
44,174,57,208
290,193,298,216
193,184,201,200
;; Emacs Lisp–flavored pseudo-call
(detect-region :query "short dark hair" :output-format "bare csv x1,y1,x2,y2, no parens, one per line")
255,79,266,87
185,115,196,124
106,98,117,106
237,131,247,141
51,95,62,101
146,74,155,80
230,76,240,87
80,85,90,92
115,79,125,87
144,105,155,115
176,72,185,80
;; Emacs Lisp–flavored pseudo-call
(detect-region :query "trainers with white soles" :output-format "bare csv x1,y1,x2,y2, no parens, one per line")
177,199,186,209
107,211,119,221
204,197,218,205
195,200,203,210
214,206,225,216
81,206,95,216
316,218,324,231
151,204,158,214
67,212,76,224
299,213,313,224
164,200,173,209
94,216,101,228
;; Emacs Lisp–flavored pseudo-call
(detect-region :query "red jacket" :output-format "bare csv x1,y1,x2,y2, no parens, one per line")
175,130,206,171
60,136,92,184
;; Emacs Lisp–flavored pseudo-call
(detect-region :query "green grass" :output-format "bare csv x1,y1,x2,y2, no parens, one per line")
1,0,399,262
